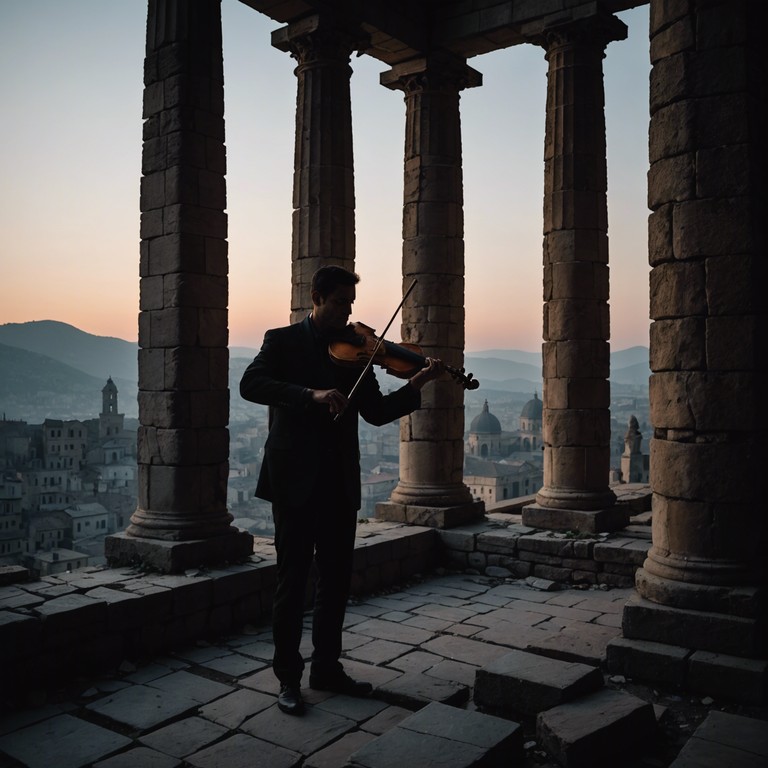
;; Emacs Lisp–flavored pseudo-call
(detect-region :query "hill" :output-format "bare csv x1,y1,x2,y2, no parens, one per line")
0,321,649,423
0,343,137,422
0,320,138,382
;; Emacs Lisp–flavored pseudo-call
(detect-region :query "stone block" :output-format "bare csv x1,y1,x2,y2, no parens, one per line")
688,650,768,705
605,636,690,689
0,610,41,661
474,649,603,717
593,538,650,566
105,532,253,576
650,438,751,502
378,672,468,710
84,587,147,632
349,701,521,768
0,567,29,587
208,563,262,606
649,260,706,319
437,528,478,553
537,688,657,768
674,196,752,259
647,203,672,263
518,531,575,557
648,154,695,208
33,593,107,633
522,504,629,534
475,529,521,555
532,564,573,583
622,593,763,657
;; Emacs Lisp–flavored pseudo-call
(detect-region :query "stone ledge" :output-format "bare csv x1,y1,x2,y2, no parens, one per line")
0,523,434,696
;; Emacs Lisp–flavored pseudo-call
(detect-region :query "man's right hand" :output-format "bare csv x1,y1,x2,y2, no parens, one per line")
310,388,349,416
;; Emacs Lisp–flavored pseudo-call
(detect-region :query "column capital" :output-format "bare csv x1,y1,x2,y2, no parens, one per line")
272,14,369,67
380,52,482,95
531,12,627,57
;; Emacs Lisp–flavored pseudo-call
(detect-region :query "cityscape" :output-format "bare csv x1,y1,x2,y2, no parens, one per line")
1,337,650,578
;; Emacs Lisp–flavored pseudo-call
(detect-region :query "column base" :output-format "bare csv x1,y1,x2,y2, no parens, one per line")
621,590,766,659
105,530,254,574
375,499,485,529
521,502,628,533
636,566,763,617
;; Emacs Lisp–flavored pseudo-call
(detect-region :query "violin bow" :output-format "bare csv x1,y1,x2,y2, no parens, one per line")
333,278,418,423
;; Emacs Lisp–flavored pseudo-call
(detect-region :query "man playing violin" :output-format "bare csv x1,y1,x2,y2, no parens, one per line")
240,265,443,715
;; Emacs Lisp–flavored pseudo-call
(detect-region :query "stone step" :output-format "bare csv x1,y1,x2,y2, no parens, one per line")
474,648,603,718
669,710,768,768
608,636,768,705
623,592,764,657
348,701,523,768
536,687,657,767
377,672,469,710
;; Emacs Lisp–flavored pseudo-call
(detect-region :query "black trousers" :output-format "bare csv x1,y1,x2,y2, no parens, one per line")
271,489,357,687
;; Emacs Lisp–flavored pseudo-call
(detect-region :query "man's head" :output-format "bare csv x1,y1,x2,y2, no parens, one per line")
311,265,359,299
310,265,359,333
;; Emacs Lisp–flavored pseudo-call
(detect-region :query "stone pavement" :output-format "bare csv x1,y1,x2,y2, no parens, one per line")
1,572,765,767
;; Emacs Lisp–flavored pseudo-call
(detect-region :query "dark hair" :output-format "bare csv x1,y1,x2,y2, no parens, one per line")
311,265,359,298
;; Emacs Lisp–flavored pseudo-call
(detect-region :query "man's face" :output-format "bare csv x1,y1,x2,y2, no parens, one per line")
312,284,355,333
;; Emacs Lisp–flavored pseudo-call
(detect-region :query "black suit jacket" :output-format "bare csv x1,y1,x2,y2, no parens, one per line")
239,316,421,510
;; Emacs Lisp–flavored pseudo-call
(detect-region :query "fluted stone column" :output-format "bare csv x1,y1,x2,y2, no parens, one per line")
272,17,366,322
618,0,766,663
522,14,628,534
375,54,484,528
106,0,252,573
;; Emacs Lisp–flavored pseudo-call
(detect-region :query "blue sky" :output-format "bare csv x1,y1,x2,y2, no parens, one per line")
0,0,651,352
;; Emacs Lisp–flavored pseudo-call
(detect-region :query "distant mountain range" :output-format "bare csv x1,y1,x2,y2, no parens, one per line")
0,320,650,423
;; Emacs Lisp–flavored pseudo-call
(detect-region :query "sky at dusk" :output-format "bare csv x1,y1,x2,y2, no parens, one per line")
0,1,651,354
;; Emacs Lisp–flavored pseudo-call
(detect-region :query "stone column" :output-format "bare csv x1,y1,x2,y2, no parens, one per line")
272,17,367,322
375,54,484,528
522,14,628,534
106,0,252,573
620,0,766,661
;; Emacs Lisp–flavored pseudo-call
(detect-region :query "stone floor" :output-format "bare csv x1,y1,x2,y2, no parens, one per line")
1,571,766,768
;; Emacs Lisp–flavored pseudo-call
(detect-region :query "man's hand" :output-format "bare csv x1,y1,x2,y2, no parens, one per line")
311,388,349,415
409,357,444,391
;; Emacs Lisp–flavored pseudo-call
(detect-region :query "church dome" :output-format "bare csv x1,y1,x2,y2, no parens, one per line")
521,392,542,420
470,400,501,434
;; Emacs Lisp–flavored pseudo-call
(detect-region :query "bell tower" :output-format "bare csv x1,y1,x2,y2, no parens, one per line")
99,377,124,439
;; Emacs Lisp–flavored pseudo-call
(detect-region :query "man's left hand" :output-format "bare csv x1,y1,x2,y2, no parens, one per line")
409,357,444,390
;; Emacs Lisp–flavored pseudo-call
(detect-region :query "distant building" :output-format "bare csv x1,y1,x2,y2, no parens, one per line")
28,510,71,553
99,377,124,439
32,547,89,576
466,394,543,458
22,465,81,511
464,455,542,504
0,418,32,470
67,502,110,547
620,415,649,484
464,398,543,501
0,473,26,563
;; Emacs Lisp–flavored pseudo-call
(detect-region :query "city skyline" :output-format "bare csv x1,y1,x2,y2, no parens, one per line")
0,1,651,353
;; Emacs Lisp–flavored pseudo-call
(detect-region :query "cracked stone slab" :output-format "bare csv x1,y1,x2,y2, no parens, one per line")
0,713,131,768
474,648,603,716
377,671,469,709
186,733,300,768
86,684,200,731
240,703,355,755
536,688,657,767
139,715,228,758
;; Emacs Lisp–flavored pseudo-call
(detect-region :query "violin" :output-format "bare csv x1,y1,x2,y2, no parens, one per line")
329,322,479,390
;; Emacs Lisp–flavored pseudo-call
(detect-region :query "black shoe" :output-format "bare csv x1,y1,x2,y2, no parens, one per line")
309,670,373,697
277,684,305,715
